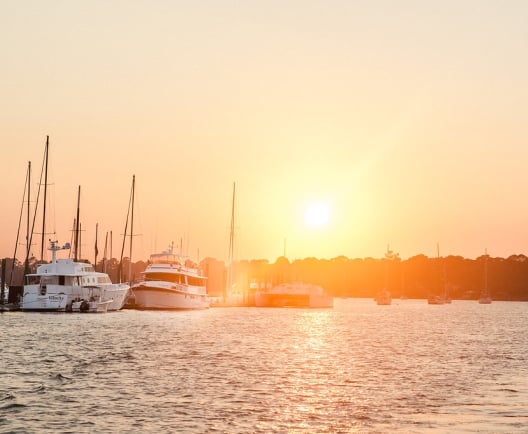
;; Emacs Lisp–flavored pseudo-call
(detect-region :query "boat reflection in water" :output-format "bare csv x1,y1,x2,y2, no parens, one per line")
255,282,333,308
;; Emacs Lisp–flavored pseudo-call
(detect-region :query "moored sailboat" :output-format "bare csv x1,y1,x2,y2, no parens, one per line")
479,250,492,304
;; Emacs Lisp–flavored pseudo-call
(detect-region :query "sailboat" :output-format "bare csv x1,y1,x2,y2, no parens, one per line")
479,250,492,304
374,246,394,305
210,182,255,307
427,244,449,304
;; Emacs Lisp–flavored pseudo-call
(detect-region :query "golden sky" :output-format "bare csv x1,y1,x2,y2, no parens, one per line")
1,1,528,263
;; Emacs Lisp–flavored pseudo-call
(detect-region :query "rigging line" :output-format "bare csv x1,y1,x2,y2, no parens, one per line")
10,164,30,286
40,136,49,261
27,142,48,263
119,177,134,282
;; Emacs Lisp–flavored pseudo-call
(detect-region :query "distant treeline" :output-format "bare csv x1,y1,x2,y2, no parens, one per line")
216,254,528,301
3,253,528,301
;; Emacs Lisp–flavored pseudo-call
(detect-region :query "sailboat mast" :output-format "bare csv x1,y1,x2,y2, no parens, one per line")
226,182,235,298
24,161,31,276
119,176,134,283
94,223,99,269
103,231,108,273
128,175,135,283
484,248,488,293
74,186,81,262
40,136,49,261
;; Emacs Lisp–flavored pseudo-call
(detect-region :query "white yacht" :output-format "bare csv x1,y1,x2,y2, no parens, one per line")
131,245,209,310
255,282,333,308
21,241,130,312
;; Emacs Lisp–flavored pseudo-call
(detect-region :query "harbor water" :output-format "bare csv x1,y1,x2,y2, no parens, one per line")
1,299,527,433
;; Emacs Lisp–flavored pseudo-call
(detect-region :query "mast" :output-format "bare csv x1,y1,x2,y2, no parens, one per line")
24,161,31,276
74,186,81,262
128,175,135,283
103,231,108,273
119,175,135,283
484,248,488,295
10,162,30,286
224,182,236,301
40,136,49,261
94,223,99,269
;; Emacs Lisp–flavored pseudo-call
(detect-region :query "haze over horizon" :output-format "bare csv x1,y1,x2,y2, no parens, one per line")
2,1,528,264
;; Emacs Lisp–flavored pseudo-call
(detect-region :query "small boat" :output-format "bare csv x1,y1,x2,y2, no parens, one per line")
375,289,392,305
255,282,333,308
427,295,446,305
72,297,113,313
0,284,8,305
131,243,209,310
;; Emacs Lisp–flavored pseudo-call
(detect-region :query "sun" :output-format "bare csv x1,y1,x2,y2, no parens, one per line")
305,202,330,228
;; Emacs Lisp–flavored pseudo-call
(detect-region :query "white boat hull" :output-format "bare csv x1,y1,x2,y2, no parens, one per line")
100,284,129,311
72,299,112,313
133,285,209,310
20,287,70,311
21,284,129,312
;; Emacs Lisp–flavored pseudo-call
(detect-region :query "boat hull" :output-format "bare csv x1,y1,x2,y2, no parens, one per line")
255,292,333,308
132,285,209,310
20,284,129,312
72,299,112,313
100,284,130,311
478,297,492,304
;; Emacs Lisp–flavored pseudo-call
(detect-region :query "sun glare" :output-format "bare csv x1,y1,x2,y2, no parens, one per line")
305,202,330,228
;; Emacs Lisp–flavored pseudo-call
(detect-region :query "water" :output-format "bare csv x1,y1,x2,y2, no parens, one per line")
1,299,527,433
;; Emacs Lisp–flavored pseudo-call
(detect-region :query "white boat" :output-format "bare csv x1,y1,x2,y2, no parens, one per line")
255,282,333,308
375,289,392,305
20,240,130,312
427,295,446,305
0,284,8,304
72,293,113,313
131,245,209,310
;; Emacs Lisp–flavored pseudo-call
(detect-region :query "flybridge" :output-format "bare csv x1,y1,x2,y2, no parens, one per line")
48,240,71,264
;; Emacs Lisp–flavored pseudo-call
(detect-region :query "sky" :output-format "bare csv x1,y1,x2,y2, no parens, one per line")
1,0,528,264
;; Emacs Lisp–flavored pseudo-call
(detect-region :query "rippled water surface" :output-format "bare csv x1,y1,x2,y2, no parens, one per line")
1,299,527,433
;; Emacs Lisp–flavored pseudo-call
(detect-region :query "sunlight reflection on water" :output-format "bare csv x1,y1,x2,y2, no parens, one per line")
1,299,527,433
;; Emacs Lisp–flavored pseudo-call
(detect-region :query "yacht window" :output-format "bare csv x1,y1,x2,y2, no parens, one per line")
188,276,206,286
25,275,41,285
41,276,59,285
